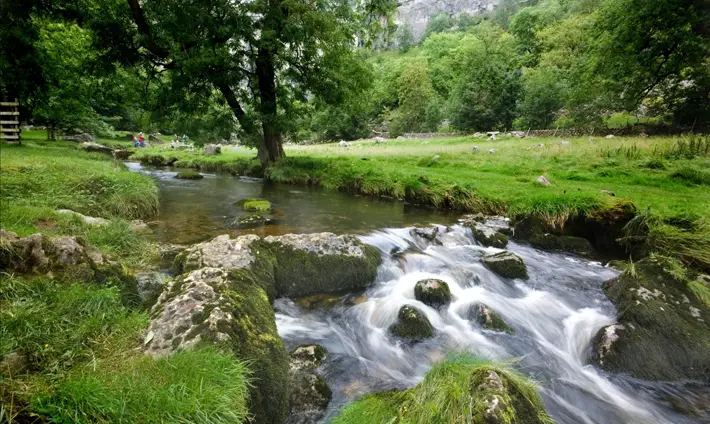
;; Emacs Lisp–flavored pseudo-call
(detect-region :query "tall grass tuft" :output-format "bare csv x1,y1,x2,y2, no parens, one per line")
33,348,251,424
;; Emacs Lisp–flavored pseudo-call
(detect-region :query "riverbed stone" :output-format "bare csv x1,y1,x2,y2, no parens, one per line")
287,345,332,424
471,223,509,248
529,233,594,256
389,305,435,341
482,251,529,280
264,232,381,298
469,303,513,333
414,278,452,308
591,257,710,382
146,266,289,424
233,214,273,229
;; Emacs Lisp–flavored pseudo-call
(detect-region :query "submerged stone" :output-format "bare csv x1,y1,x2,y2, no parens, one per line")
482,251,529,280
288,344,332,424
389,305,435,341
233,214,274,229
414,278,452,308
469,303,513,333
591,257,710,382
409,226,440,242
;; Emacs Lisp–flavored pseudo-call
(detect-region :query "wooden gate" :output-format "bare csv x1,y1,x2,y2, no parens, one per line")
1,99,20,144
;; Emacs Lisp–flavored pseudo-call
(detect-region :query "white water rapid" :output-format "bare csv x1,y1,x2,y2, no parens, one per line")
275,224,702,423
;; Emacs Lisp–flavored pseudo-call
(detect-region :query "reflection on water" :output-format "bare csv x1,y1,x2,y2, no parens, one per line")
125,162,457,244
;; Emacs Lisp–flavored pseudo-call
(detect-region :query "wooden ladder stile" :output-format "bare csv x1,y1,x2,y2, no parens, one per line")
0,99,20,143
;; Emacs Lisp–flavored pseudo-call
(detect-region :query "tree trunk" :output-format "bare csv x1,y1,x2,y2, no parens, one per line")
255,45,284,167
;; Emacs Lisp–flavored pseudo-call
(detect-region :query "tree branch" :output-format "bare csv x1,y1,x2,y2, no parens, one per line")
125,0,168,58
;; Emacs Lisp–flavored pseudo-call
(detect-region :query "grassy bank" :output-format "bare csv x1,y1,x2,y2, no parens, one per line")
1,139,252,423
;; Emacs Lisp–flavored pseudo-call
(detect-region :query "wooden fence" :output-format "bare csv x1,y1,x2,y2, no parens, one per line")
0,100,20,143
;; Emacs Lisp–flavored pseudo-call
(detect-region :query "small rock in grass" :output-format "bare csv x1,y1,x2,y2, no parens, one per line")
605,134,615,139
389,305,435,341
174,170,203,180
482,251,529,280
204,144,221,155
588,137,596,143
601,190,615,196
472,146,479,151
414,279,452,308
537,143,544,148
432,155,440,160
536,175,552,186
488,148,496,154
559,140,571,146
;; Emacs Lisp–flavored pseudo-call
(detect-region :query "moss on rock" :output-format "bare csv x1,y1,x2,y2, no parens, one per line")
470,303,513,333
332,354,553,424
414,278,452,308
482,251,529,280
238,198,272,212
471,223,509,248
174,170,203,180
389,305,435,341
592,257,710,382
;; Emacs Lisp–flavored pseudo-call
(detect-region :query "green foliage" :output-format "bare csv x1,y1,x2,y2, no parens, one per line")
423,12,455,40
33,348,251,424
396,58,435,133
397,22,415,52
241,199,272,212
517,67,566,129
175,169,204,180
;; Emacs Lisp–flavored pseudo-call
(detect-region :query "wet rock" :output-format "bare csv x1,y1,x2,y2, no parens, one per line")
176,234,260,274
0,351,28,376
591,257,710,381
174,170,203,180
139,155,178,167
79,141,113,155
56,209,109,226
130,219,151,234
536,175,551,186
204,144,221,155
529,233,594,256
414,278,452,308
136,271,167,307
469,303,513,333
482,251,529,280
265,232,381,298
470,223,509,248
112,149,133,160
64,133,95,142
146,266,289,424
287,345,332,424
232,214,273,229
389,305,435,341
157,243,186,269
409,226,440,242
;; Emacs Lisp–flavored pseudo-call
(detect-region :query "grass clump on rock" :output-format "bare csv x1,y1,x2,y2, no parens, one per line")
174,169,204,180
332,354,554,424
239,198,272,212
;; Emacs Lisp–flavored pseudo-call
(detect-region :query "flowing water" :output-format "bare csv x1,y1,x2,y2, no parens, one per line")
128,163,708,424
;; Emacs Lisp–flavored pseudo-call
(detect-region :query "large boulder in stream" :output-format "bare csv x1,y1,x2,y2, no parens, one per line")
389,305,435,341
287,344,332,424
482,251,529,280
414,278,452,308
591,257,710,382
332,354,553,424
529,233,593,256
469,303,513,333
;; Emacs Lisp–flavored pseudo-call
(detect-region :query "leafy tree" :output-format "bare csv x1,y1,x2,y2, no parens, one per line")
121,0,396,167
517,67,566,128
509,5,561,66
396,58,434,132
397,21,414,52
423,12,455,40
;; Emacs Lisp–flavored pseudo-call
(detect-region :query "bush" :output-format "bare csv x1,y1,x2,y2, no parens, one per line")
33,348,251,424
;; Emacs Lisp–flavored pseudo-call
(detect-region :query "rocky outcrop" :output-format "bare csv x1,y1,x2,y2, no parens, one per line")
0,230,138,305
396,0,498,40
204,144,221,155
591,257,710,382
136,271,167,307
414,278,452,308
469,303,512,333
264,233,381,298
529,233,593,256
287,345,332,424
389,305,435,341
146,266,289,424
482,251,529,280
64,133,95,142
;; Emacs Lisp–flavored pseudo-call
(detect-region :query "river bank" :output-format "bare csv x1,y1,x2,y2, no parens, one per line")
2,136,710,423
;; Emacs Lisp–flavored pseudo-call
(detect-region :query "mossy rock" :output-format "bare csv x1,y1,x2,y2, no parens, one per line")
232,214,273,229
482,251,529,280
389,305,435,341
332,355,553,424
237,198,272,212
264,233,381,298
469,303,513,333
139,155,178,167
174,170,203,180
288,344,332,422
592,257,710,382
529,233,594,256
471,223,509,248
414,278,452,308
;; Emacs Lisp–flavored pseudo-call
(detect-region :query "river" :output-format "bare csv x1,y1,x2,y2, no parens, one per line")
128,163,708,424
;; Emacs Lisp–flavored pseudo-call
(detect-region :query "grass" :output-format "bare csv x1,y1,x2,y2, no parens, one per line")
240,199,272,212
0,140,159,265
332,353,553,424
174,169,204,180
32,348,250,424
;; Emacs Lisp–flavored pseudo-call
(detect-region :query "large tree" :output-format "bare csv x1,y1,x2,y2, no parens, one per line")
122,0,395,166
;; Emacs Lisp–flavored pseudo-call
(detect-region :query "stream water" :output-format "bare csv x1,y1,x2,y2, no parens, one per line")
128,163,708,424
